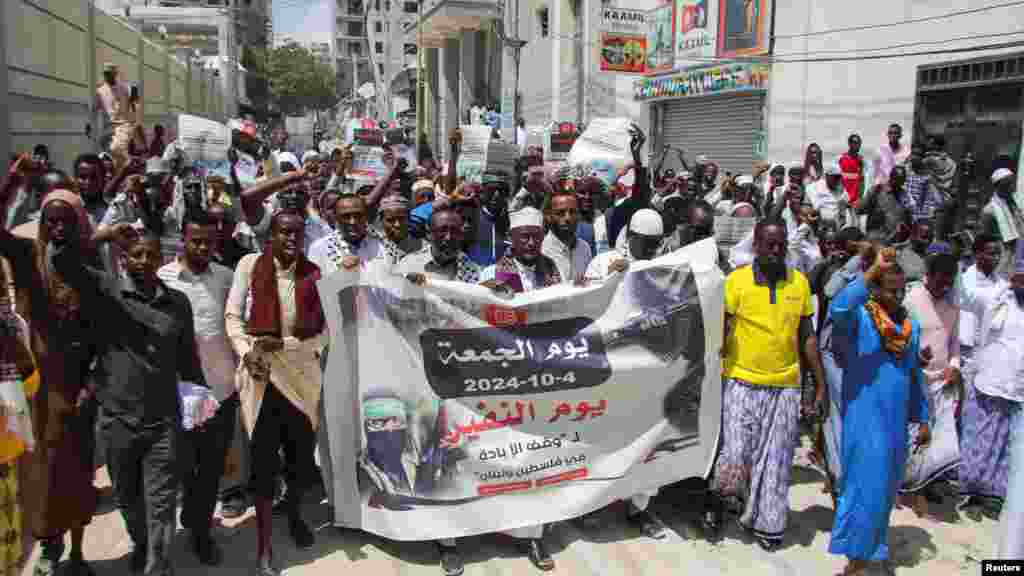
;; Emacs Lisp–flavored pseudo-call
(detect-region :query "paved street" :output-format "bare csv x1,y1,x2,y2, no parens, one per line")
24,436,996,576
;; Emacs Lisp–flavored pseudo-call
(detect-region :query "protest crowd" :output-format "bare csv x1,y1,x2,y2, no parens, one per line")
1,100,1024,576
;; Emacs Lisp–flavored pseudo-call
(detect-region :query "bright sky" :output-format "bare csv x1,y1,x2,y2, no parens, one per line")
272,0,334,46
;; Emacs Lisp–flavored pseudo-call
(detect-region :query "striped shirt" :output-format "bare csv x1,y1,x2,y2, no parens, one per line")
904,170,944,223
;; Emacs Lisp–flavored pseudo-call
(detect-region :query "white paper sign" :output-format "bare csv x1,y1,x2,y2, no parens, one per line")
566,117,635,186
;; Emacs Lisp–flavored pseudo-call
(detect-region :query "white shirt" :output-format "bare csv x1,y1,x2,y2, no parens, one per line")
594,213,610,255
958,264,1006,349
972,294,1024,402
157,259,237,402
542,232,593,284
307,232,384,277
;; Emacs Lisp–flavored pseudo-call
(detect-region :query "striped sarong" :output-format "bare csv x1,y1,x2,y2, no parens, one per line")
710,378,801,541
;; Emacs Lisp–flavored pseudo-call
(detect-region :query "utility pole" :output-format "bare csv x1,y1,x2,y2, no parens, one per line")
576,0,584,126
415,0,424,161
580,0,590,125
497,0,526,142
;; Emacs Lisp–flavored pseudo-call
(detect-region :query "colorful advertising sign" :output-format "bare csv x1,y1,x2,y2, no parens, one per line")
633,62,769,102
717,0,770,57
645,4,675,75
675,0,717,66
599,8,649,74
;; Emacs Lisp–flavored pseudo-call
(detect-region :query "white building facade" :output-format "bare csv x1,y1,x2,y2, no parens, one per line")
765,0,1024,187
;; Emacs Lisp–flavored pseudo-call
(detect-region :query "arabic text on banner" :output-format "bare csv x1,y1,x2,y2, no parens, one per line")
318,240,724,541
177,114,232,179
566,117,634,187
177,114,230,163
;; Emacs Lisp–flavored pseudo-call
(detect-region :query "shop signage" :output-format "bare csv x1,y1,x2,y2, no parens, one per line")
645,4,675,74
675,0,717,66
599,8,648,74
718,0,770,57
600,1,772,76
633,62,769,101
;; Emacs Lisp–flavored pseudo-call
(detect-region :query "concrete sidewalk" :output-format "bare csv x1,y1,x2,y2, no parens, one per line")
23,439,996,575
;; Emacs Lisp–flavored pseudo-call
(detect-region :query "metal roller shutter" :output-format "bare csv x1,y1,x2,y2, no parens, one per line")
660,92,764,178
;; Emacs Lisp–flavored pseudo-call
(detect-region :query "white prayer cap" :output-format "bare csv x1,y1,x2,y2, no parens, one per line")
509,206,544,230
629,208,664,236
992,168,1014,184
301,150,320,164
735,175,754,186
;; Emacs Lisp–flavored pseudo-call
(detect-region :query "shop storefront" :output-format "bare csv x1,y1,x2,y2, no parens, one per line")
636,62,770,177
914,51,1024,189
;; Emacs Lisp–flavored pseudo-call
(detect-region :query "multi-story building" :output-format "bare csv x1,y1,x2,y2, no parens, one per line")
95,0,272,119
311,41,333,65
408,0,643,160
367,0,420,117
336,0,376,103
336,0,419,118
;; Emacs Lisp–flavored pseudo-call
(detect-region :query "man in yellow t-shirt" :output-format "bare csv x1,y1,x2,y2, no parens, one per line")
707,217,826,551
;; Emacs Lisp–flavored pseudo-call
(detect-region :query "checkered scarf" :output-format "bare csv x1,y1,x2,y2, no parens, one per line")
452,252,481,283
369,228,406,265
323,232,357,269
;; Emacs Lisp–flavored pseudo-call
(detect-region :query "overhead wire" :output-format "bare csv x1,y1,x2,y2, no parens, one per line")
764,30,1024,58
669,39,1024,65
565,29,1024,65
770,0,1024,40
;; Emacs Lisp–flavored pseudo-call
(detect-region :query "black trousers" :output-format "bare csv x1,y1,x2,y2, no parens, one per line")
102,415,181,576
181,394,238,538
249,382,316,500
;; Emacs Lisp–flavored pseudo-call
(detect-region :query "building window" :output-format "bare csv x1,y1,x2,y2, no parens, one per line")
349,42,362,56
378,64,384,75
375,41,383,54
403,43,417,55
385,0,391,11
348,21,364,36
537,6,549,38
375,0,380,10
403,1,417,13
348,0,363,15
375,21,382,33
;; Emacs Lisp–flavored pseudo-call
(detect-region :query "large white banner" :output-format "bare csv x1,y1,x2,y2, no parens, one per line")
319,240,724,541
